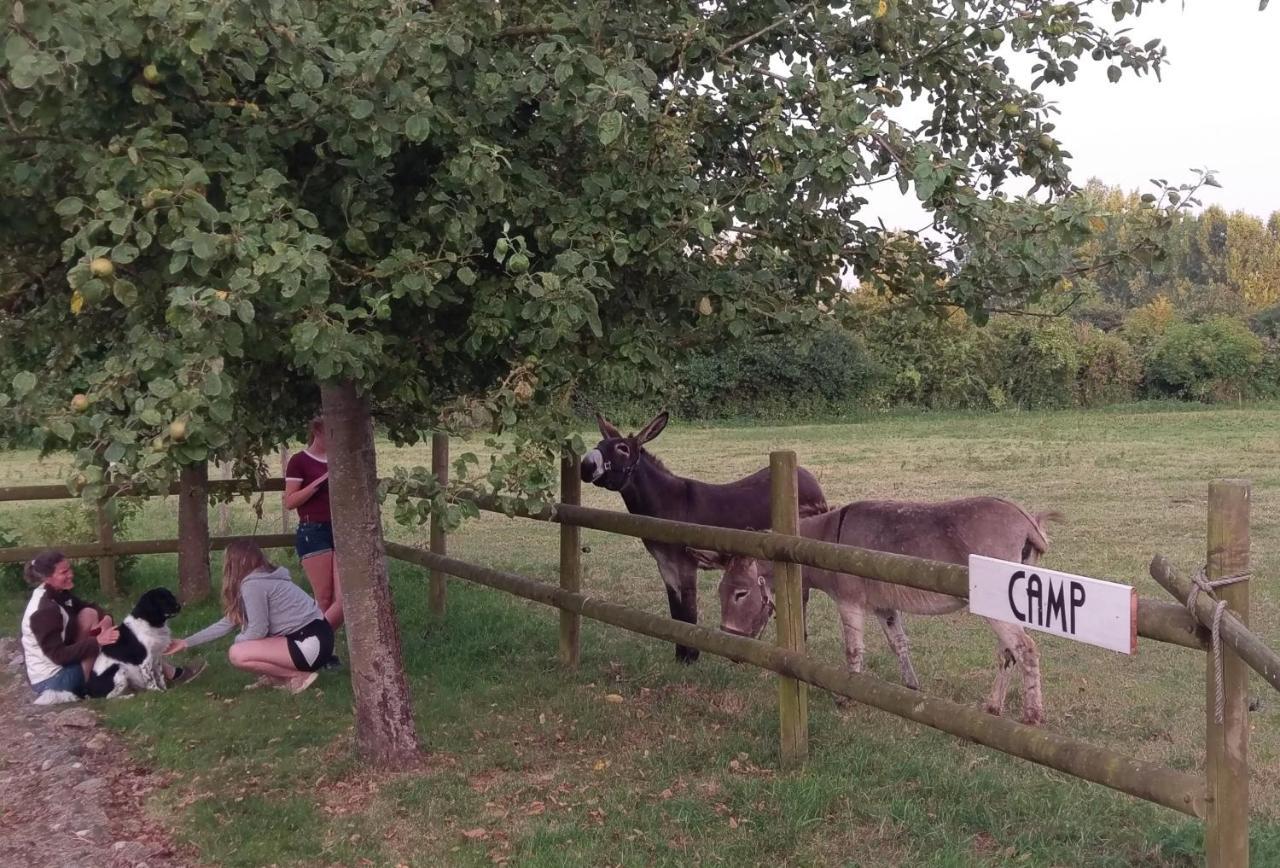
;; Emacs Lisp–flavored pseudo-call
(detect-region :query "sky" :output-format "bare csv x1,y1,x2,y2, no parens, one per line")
863,1,1280,231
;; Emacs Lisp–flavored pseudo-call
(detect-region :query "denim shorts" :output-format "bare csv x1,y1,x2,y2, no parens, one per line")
32,663,85,696
295,521,334,560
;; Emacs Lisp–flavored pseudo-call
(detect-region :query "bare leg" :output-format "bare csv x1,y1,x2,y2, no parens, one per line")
74,609,107,679
875,608,919,690
228,637,303,680
300,551,342,628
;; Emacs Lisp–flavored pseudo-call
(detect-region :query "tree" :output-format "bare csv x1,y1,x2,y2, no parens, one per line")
2,1,1225,758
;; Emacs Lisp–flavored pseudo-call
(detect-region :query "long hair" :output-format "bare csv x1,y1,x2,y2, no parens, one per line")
308,415,324,443
221,539,274,626
24,550,65,587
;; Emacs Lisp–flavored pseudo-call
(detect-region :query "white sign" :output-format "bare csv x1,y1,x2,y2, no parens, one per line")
968,556,1137,654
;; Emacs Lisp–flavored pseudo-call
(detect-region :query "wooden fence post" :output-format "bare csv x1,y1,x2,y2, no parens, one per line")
216,462,232,534
429,433,449,616
178,462,211,603
559,449,582,667
1205,479,1250,867
95,498,117,597
771,450,807,770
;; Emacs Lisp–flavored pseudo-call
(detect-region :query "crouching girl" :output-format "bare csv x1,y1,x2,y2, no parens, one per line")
169,539,334,693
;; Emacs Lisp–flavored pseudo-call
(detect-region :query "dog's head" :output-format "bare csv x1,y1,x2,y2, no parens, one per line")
132,587,182,627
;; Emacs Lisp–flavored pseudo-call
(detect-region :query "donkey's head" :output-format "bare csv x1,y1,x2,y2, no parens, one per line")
580,411,668,491
689,550,776,639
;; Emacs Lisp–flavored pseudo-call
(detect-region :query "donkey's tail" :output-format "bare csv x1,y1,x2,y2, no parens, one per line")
1023,510,1066,562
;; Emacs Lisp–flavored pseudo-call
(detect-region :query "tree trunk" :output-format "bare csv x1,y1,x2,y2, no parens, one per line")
320,380,420,765
178,462,211,603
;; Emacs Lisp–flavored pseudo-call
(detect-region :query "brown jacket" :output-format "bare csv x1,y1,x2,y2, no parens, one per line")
20,585,104,685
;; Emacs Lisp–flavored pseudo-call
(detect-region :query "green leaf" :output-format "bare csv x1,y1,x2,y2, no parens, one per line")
405,113,431,143
446,33,467,55
203,373,223,397
12,371,37,397
598,111,623,146
55,197,84,217
112,279,138,306
192,234,218,260
351,99,375,120
300,61,324,89
148,379,177,399
457,266,477,286
237,300,255,323
104,441,126,463
1106,65,1121,83
583,54,606,77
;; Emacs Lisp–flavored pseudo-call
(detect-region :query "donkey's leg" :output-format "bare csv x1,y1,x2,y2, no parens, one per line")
875,608,919,690
982,619,1044,725
832,597,868,708
656,551,700,664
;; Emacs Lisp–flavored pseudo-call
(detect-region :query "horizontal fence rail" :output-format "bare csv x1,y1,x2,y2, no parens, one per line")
0,534,296,564
0,478,286,504
463,494,1211,652
386,541,1207,818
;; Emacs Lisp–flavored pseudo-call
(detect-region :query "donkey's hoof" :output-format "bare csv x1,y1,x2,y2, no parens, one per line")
1020,709,1045,727
675,646,700,665
983,703,1003,718
833,694,855,710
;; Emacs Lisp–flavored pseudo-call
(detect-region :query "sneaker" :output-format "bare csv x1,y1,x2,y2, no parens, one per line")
288,672,319,694
321,655,342,671
170,659,208,686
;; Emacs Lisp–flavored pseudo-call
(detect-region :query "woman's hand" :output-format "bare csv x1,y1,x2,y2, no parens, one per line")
95,625,120,646
165,638,188,655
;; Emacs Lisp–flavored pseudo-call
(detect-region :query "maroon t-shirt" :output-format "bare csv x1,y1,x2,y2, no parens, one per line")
285,450,331,523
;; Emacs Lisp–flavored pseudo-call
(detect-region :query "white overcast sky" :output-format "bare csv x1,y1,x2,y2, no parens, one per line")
862,1,1280,230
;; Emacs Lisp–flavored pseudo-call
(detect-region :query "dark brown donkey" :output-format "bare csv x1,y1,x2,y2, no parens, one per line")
580,411,829,663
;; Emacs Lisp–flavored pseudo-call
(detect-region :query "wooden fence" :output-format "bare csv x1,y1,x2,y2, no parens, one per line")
2,452,1277,866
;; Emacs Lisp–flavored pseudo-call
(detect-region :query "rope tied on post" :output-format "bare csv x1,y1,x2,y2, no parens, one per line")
1188,566,1251,724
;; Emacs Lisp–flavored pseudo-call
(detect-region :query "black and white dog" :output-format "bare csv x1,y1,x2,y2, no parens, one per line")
83,587,183,699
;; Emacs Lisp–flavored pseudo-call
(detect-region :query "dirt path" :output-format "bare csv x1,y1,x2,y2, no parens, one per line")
0,637,192,868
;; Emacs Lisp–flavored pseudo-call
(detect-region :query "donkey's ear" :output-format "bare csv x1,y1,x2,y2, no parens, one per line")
687,548,729,570
596,412,623,440
635,410,669,444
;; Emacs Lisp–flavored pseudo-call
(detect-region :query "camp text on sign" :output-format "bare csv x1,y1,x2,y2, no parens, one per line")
968,555,1138,654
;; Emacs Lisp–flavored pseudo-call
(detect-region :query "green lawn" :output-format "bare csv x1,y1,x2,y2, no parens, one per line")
2,402,1279,866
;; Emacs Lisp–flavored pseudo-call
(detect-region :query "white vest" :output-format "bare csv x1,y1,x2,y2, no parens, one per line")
21,587,69,684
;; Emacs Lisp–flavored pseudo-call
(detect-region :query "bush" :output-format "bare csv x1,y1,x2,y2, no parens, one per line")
985,317,1080,409
0,523,24,589
855,302,997,410
18,498,142,594
675,323,886,418
1144,317,1264,401
1074,325,1142,407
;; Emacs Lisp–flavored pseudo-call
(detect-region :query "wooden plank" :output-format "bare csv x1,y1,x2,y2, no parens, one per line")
385,541,1207,819
466,495,1209,651
429,433,449,616
0,534,296,563
559,450,582,668
771,451,807,769
0,478,287,503
1205,480,1250,868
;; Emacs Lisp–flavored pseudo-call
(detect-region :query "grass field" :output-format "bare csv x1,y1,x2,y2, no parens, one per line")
2,402,1279,866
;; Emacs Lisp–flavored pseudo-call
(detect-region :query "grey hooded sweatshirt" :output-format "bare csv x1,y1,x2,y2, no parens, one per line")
184,566,325,647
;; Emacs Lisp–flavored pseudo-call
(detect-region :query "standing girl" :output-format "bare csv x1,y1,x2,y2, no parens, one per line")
284,415,343,631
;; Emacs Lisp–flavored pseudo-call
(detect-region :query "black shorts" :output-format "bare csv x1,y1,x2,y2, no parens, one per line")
285,618,335,672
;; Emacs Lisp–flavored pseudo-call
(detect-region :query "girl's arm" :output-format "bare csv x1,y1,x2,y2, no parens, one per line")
181,617,235,649
283,474,328,511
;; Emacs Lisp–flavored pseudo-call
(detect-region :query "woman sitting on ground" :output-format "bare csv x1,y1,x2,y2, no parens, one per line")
168,539,333,693
20,550,120,703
